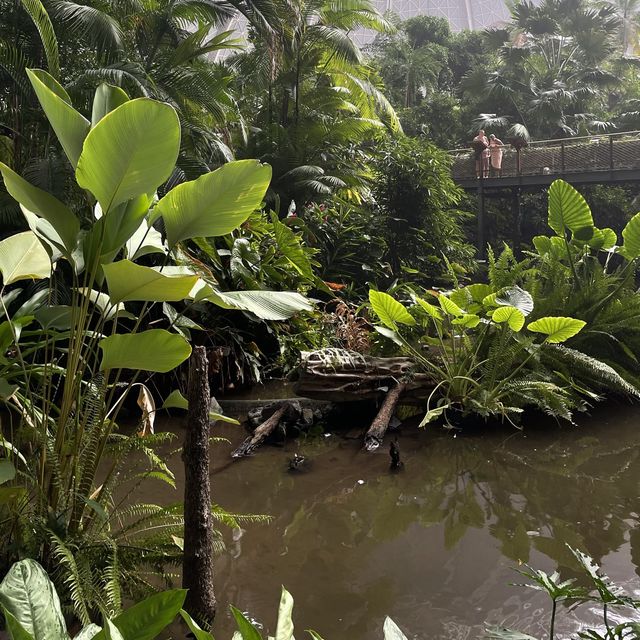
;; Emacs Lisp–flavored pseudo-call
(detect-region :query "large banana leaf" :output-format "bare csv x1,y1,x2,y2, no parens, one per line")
155,160,271,247
76,99,180,213
547,179,594,237
200,288,313,320
0,232,51,285
91,83,129,127
99,330,191,372
0,559,67,640
0,162,78,253
27,69,90,169
102,260,198,303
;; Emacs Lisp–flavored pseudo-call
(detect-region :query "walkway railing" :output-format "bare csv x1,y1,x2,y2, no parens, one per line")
448,130,640,181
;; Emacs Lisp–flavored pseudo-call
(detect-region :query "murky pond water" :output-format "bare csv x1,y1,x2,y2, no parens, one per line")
150,402,640,639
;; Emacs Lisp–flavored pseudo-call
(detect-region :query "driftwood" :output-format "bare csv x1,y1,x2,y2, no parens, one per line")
364,382,407,451
182,346,217,623
231,402,291,458
294,350,434,402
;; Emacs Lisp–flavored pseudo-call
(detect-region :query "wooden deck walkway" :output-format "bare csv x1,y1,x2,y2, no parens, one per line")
448,131,640,255
449,130,640,188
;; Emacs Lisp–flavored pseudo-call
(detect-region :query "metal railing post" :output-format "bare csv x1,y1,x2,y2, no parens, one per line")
561,142,565,174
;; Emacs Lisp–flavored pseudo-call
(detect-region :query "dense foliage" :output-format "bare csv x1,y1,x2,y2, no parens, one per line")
369,180,640,426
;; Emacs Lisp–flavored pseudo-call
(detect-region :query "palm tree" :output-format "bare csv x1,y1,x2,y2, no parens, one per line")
470,0,621,139
230,0,399,209
598,0,640,54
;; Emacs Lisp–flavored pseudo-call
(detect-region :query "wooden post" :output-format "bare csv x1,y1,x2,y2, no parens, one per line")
477,180,485,259
182,346,217,623
512,187,522,256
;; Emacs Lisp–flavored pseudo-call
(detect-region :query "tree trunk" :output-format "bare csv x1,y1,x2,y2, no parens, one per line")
364,382,406,451
182,346,216,623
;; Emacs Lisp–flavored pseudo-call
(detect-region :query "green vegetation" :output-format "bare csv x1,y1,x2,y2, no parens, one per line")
369,179,640,426
2,0,640,633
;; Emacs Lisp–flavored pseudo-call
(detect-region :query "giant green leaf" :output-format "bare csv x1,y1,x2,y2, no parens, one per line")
0,232,51,285
155,160,271,247
76,99,180,213
99,330,191,372
27,69,90,168
438,294,464,317
492,306,525,331
369,290,415,329
108,590,187,640
0,559,67,640
102,260,198,303
275,587,295,640
91,83,129,127
73,624,102,640
588,227,617,251
484,286,534,316
527,316,586,343
548,179,594,237
84,194,152,268
0,162,78,252
620,212,640,259
200,288,313,321
415,296,443,320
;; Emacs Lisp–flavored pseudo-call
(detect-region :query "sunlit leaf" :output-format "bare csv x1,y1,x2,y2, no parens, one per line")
99,330,191,372
0,232,51,285
76,99,180,212
527,317,586,343
369,290,415,328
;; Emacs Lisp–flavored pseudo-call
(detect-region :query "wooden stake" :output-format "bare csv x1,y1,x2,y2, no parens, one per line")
182,346,216,623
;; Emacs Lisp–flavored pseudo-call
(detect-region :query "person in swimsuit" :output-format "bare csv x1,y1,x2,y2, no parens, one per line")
472,130,490,178
489,134,505,177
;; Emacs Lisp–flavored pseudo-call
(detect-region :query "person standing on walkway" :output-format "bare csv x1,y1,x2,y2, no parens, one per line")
472,130,490,178
489,134,505,177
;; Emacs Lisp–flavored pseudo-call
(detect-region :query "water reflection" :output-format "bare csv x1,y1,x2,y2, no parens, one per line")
158,404,640,639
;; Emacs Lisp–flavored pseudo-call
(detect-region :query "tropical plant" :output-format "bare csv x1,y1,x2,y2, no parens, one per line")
371,136,475,285
0,71,310,618
488,545,640,640
489,179,640,391
368,179,640,427
470,0,624,139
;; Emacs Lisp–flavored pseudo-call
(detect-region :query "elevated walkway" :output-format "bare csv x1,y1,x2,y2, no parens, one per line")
448,131,640,254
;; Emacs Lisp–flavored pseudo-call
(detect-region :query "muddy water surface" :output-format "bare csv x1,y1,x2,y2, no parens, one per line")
151,403,640,639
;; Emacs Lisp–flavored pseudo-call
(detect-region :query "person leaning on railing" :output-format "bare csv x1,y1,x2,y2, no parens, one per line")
472,130,490,178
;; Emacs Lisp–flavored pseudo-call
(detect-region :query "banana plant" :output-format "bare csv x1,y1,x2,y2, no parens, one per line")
0,70,311,618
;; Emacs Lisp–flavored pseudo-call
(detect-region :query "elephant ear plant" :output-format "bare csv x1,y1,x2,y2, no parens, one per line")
0,71,311,619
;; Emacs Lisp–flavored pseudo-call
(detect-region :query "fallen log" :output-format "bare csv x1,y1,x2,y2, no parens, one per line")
231,402,290,458
294,349,434,403
364,382,407,451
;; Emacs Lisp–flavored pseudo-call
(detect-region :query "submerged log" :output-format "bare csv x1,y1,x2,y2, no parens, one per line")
364,382,406,451
231,402,290,458
183,346,217,623
294,349,434,403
